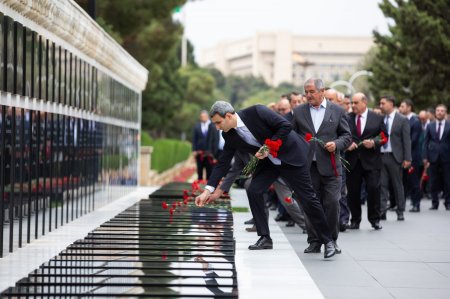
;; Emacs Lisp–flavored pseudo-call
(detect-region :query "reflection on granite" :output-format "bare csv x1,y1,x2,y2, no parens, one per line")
1,183,238,298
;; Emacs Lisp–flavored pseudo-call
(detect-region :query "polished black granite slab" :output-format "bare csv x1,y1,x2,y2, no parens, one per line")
1,183,238,298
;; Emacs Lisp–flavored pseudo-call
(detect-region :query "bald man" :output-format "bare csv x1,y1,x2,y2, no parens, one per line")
345,93,387,230
324,89,341,105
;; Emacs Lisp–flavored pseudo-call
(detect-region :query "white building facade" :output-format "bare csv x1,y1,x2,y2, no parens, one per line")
200,32,373,87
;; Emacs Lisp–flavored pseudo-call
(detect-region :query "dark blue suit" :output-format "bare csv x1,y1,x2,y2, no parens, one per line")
423,120,450,207
207,105,332,243
192,122,218,180
405,116,423,208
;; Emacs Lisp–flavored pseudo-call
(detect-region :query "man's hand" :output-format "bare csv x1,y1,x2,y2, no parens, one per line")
362,139,375,149
195,189,211,207
402,160,411,169
423,159,430,169
207,188,224,204
192,151,198,157
347,142,358,151
325,141,336,153
255,146,269,160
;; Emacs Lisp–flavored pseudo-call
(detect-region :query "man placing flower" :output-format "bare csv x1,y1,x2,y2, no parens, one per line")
195,100,337,259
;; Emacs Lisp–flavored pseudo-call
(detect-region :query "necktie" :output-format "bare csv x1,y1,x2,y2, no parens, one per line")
437,122,442,140
383,116,389,149
356,115,362,137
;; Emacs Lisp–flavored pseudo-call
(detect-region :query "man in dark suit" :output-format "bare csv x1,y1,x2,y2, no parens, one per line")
293,79,351,254
346,93,387,230
195,101,336,258
379,96,411,221
399,99,423,212
423,104,450,210
192,110,219,180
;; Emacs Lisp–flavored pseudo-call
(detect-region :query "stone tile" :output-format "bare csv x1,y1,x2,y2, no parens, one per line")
358,261,450,289
320,285,394,299
387,287,450,299
427,263,450,278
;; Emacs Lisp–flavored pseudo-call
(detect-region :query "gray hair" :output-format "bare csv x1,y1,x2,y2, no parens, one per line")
209,101,235,118
304,78,325,90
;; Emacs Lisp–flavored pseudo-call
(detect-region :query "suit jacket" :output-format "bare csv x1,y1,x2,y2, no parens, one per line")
192,122,218,155
408,116,422,163
423,120,450,163
219,151,251,192
346,110,388,171
207,105,309,188
385,112,411,164
292,101,352,176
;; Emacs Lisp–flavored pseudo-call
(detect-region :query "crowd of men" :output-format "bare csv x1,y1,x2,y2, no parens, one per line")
192,78,450,259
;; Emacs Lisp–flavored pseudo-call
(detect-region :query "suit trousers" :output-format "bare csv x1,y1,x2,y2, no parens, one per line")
346,160,381,225
406,160,422,208
247,160,332,243
429,162,450,206
273,179,305,228
305,162,341,244
380,153,406,214
339,169,350,225
195,155,212,180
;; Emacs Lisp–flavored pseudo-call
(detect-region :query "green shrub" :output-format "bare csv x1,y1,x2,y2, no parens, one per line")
140,131,153,146
148,138,191,173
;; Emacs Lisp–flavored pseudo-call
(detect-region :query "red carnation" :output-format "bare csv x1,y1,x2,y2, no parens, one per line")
172,202,177,209
380,132,388,145
183,194,189,200
183,199,189,205
408,166,414,174
162,202,168,209
169,208,174,215
284,197,293,204
305,133,313,142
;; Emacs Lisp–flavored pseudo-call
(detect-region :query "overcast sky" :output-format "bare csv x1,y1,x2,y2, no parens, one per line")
179,0,390,59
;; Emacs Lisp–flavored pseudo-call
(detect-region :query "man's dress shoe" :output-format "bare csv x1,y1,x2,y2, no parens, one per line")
244,218,255,225
274,214,289,222
304,243,321,253
324,241,336,258
409,206,420,213
334,241,342,254
339,223,348,232
429,205,438,210
248,236,273,250
371,221,383,230
349,222,360,229
245,225,257,232
380,212,387,220
285,220,295,227
397,213,405,221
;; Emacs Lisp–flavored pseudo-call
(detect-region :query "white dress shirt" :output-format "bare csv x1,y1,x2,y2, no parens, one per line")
436,119,446,140
309,98,327,161
356,108,369,135
201,120,210,136
381,110,396,153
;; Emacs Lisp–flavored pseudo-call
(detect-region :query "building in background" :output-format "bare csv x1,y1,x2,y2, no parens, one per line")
200,32,372,86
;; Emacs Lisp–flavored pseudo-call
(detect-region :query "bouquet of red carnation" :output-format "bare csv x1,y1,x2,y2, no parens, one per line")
242,139,282,176
357,132,388,147
305,132,350,175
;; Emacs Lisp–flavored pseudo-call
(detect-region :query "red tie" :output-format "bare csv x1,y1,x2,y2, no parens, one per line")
356,115,362,137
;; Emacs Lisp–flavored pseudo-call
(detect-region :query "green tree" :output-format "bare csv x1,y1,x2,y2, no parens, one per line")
368,0,450,109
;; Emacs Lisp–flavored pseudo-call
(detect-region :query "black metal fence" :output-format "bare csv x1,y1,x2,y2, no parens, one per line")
0,12,140,257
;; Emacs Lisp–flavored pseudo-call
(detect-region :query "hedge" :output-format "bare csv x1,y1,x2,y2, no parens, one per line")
141,131,191,173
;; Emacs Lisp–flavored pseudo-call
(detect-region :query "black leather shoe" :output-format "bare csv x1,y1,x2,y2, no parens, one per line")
349,222,360,230
324,241,336,258
245,225,257,232
380,212,387,220
339,223,348,232
248,236,273,250
304,243,321,253
285,220,295,227
334,241,342,254
397,213,405,221
429,205,438,210
274,214,289,222
244,218,255,225
372,222,383,230
409,206,420,212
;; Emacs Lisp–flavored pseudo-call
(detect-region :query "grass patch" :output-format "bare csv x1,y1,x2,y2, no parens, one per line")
232,207,249,213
